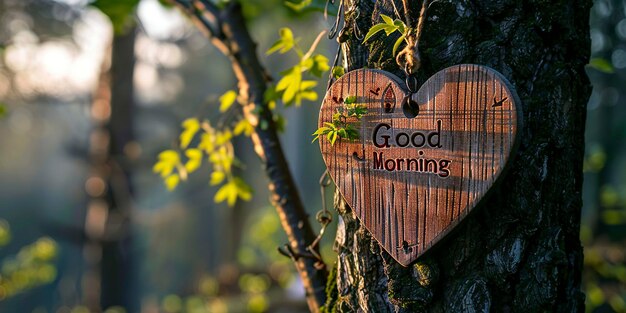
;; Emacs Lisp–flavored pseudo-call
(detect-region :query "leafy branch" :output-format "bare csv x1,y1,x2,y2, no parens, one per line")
313,96,367,145
363,14,410,56
168,1,330,310
153,116,252,207
266,28,330,106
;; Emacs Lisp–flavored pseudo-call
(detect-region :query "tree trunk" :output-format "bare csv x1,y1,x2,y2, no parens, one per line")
328,1,591,312
84,26,138,312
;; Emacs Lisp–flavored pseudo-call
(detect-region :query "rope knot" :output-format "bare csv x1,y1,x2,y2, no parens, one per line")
396,37,421,75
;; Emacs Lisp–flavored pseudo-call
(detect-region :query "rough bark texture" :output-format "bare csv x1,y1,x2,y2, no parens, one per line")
329,1,591,312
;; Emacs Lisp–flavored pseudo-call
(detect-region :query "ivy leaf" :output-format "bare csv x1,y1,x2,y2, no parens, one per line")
219,90,237,112
184,148,203,173
180,118,200,149
165,174,180,191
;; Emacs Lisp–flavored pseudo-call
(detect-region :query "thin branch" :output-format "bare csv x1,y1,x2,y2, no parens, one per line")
303,30,328,60
169,0,329,311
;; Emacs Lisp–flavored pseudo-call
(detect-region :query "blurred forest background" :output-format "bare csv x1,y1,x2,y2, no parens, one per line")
0,0,623,312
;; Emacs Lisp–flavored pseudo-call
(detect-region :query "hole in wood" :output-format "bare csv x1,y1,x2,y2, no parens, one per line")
402,95,419,118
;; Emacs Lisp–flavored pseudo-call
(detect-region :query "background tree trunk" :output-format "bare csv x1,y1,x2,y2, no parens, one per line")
84,26,138,312
328,1,591,312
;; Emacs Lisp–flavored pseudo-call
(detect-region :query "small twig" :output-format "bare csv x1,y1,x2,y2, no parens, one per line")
303,30,328,60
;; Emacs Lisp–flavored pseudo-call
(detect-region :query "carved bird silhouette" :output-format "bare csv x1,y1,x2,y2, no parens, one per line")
492,97,508,107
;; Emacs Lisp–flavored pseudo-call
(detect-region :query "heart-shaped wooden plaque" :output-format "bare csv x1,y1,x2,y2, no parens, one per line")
318,65,521,266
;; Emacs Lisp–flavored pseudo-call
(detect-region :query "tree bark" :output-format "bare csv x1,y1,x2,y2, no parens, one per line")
328,1,591,312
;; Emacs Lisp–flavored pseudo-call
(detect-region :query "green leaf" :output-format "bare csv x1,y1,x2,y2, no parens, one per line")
394,19,406,34
215,130,232,145
180,118,200,149
199,132,215,154
364,23,388,42
313,127,330,135
233,177,253,202
381,14,394,25
153,150,181,178
330,131,338,145
219,90,238,112
214,178,251,207
393,34,406,56
285,0,335,14
184,148,203,173
0,220,11,247
344,95,357,104
309,54,330,77
266,27,295,55
165,174,180,191
233,119,254,136
324,122,336,129
332,66,345,79
299,90,318,102
276,67,302,105
284,0,312,11
91,0,140,35
215,181,237,206
210,171,225,186
273,114,286,132
588,58,614,73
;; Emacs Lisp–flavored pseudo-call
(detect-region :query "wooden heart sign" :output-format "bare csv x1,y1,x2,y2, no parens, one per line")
318,65,521,266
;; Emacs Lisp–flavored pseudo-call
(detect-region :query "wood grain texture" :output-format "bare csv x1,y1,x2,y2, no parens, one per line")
318,65,521,266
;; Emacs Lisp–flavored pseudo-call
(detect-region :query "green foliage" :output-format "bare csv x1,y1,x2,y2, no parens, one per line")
284,0,334,14
588,58,615,74
313,96,367,145
0,103,6,118
0,235,59,300
266,27,330,106
153,118,253,207
363,14,409,56
331,66,345,79
0,220,9,247
219,90,238,112
91,0,140,35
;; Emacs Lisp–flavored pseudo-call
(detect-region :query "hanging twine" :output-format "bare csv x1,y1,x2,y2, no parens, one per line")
396,0,430,75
